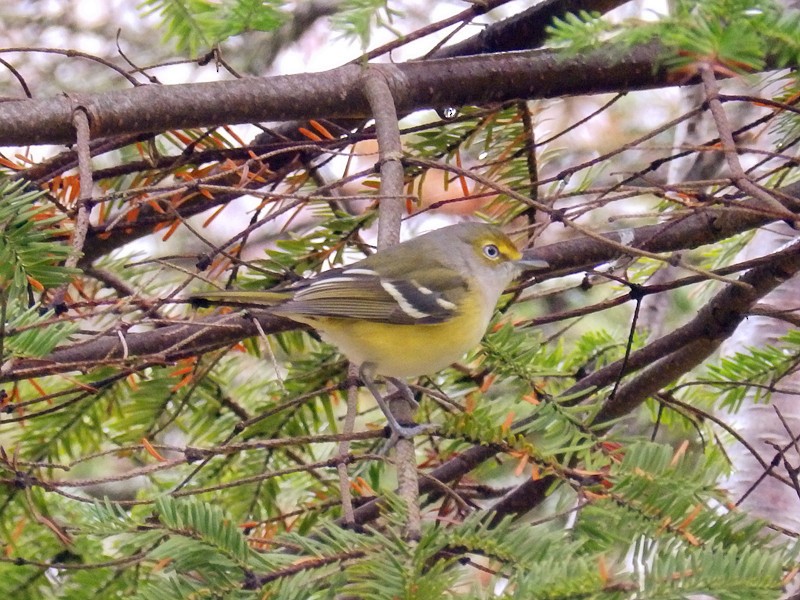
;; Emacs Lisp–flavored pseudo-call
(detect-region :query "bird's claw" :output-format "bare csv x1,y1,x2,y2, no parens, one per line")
381,422,437,454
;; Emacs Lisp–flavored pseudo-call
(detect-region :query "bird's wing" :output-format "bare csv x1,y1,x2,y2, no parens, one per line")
276,266,465,324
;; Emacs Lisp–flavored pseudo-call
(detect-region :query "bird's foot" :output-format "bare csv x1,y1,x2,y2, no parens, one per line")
380,421,438,454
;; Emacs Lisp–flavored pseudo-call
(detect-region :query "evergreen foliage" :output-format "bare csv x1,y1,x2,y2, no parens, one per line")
139,0,287,55
1,0,800,598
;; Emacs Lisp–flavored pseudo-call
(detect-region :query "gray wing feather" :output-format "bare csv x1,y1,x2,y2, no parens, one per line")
274,270,456,324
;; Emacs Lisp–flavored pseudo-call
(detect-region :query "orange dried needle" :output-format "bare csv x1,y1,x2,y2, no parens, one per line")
677,504,703,532
125,206,140,223
5,517,26,556
669,440,689,467
513,452,529,477
598,556,610,584
126,374,140,391
152,557,173,572
26,276,44,292
147,199,166,214
298,127,323,142
161,219,181,241
464,393,477,413
223,124,246,147
351,477,376,496
0,156,24,170
501,411,515,433
141,438,167,462
454,150,470,197
27,378,48,398
203,204,228,227
308,119,335,140
170,373,193,392
523,392,539,405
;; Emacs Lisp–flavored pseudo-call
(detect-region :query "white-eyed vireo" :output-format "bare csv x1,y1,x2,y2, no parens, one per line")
192,222,547,438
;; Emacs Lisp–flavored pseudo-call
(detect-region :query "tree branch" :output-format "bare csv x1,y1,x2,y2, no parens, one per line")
0,41,679,146
591,238,800,424
433,0,629,58
0,312,297,384
362,66,421,539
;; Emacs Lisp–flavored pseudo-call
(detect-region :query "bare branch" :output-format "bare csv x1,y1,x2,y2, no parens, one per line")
0,42,681,146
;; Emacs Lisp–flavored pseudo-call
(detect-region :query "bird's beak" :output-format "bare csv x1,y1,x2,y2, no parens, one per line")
514,255,548,272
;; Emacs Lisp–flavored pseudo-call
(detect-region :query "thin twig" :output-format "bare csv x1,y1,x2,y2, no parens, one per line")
70,110,93,233
50,106,93,309
363,70,405,248
362,67,421,540
406,156,752,288
337,363,359,527
699,62,797,223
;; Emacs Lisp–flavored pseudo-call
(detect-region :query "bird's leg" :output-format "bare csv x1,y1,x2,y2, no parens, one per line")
359,363,433,441
385,377,418,410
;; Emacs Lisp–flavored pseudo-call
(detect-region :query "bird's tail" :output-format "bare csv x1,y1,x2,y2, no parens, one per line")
189,289,290,309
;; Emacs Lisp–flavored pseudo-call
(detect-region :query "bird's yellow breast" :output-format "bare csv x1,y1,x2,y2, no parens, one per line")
298,292,489,378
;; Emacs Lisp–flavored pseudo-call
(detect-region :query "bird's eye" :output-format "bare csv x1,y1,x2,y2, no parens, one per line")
483,243,500,260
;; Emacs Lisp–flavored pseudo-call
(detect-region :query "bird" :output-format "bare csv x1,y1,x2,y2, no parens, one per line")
191,222,547,439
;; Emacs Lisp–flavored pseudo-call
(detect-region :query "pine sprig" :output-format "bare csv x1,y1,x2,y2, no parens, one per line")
329,0,403,51
546,0,800,74
695,331,800,410
0,178,77,296
138,0,287,56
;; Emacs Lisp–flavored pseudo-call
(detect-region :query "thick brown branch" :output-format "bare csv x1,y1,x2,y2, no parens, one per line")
591,239,800,424
0,42,677,147
433,0,629,58
523,182,800,275
0,312,297,384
